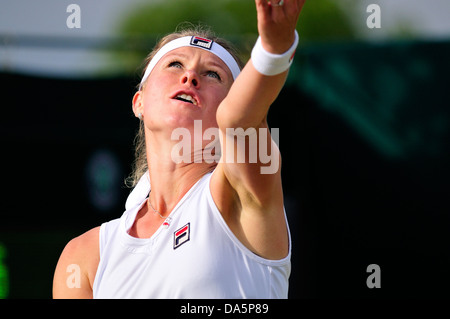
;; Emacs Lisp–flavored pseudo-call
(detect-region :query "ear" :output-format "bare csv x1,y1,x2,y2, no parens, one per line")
132,91,144,118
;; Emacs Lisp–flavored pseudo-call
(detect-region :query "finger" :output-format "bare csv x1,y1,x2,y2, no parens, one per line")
271,0,302,24
255,0,272,25
268,0,284,6
271,0,301,13
255,0,270,11
268,0,287,22
287,0,306,18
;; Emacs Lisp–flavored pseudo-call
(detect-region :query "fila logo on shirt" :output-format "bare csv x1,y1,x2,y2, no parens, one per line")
173,223,190,249
190,36,213,50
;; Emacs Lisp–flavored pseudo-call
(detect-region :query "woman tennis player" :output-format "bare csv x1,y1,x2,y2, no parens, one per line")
53,0,306,298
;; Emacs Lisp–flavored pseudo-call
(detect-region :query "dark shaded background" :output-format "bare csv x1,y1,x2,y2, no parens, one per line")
1,39,449,299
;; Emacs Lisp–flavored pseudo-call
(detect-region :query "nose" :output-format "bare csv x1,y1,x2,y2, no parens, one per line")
181,70,199,88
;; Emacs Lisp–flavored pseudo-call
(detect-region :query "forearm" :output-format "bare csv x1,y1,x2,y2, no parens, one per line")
217,60,288,131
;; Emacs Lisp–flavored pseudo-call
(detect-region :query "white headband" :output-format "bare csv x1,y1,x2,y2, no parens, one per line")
139,36,241,89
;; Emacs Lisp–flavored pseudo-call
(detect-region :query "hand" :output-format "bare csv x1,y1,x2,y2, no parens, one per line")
255,0,306,54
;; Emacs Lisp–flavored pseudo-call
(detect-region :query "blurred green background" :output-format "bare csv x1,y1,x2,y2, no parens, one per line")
1,0,449,299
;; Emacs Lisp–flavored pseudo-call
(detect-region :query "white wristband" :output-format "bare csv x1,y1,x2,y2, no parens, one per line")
251,30,299,76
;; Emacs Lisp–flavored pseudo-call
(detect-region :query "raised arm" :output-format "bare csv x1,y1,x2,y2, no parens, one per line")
217,0,304,130
212,0,306,260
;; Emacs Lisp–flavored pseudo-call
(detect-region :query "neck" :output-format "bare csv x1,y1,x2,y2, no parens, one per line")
145,128,216,216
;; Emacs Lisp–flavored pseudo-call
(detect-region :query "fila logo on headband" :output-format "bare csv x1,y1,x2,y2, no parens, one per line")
190,36,213,50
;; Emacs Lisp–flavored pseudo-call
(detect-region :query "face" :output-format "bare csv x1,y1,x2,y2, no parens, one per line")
133,46,234,134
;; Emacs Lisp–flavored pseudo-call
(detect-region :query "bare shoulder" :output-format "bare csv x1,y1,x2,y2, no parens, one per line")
65,227,100,257
53,226,100,299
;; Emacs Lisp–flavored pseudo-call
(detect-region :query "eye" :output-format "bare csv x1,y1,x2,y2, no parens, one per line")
168,61,183,69
206,70,221,81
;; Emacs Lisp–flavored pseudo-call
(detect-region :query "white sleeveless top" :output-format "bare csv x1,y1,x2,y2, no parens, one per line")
93,172,291,298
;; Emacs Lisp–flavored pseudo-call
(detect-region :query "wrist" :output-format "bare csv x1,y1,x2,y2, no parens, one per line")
251,30,299,76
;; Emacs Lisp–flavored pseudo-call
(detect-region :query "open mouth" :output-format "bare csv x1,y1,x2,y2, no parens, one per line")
174,94,198,106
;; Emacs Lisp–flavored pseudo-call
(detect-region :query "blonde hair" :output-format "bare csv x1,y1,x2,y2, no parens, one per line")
125,24,243,188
